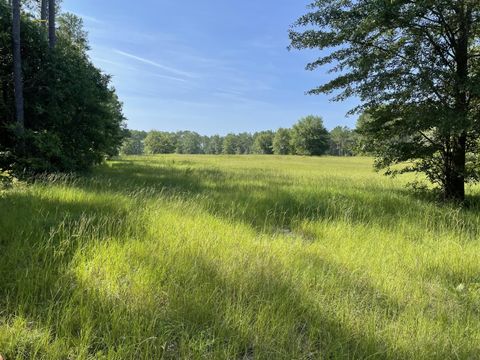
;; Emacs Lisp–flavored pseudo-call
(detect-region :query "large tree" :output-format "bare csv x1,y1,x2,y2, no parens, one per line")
290,0,480,201
291,116,330,156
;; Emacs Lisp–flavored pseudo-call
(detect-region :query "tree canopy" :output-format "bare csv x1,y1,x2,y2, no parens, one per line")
290,116,330,156
290,0,480,201
272,128,292,155
253,131,274,154
121,117,361,157
0,0,126,173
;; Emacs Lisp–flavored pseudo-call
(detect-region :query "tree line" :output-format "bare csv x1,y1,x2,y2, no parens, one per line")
0,0,125,175
121,115,365,156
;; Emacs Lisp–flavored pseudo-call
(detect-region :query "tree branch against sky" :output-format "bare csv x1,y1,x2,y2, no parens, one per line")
290,0,480,201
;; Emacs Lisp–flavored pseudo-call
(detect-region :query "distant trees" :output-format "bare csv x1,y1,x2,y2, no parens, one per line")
235,133,254,155
120,130,146,155
222,133,253,154
290,0,480,201
205,135,223,154
176,131,202,154
253,131,274,154
144,131,176,154
291,116,329,155
328,126,356,156
120,116,365,157
272,128,291,155
222,134,240,154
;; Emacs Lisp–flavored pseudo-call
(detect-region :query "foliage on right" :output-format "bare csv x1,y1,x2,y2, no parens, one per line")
290,0,480,201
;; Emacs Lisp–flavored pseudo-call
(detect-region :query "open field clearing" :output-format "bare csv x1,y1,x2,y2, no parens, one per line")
1,155,480,359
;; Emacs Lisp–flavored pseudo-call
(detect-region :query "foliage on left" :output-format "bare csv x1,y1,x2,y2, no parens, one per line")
0,0,126,174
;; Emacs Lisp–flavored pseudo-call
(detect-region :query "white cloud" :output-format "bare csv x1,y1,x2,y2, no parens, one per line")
114,49,198,79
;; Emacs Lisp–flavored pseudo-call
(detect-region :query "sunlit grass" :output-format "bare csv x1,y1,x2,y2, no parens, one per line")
1,155,480,359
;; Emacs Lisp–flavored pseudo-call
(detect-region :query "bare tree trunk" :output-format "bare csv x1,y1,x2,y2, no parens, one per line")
41,0,47,28
12,0,24,139
48,0,55,48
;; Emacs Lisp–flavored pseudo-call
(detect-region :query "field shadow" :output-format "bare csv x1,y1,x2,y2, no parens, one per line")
72,246,410,359
2,158,480,358
72,160,480,239
71,243,480,359
0,189,137,326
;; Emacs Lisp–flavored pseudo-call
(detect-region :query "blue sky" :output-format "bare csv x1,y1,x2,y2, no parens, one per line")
62,0,359,135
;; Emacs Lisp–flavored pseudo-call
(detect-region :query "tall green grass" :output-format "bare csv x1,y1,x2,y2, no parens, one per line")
1,155,480,359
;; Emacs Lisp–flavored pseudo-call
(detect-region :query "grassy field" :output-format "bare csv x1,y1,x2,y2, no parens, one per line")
1,155,480,359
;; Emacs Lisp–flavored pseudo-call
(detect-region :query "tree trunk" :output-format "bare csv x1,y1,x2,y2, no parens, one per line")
12,0,24,139
48,0,55,48
445,134,466,202
444,4,471,203
41,0,47,28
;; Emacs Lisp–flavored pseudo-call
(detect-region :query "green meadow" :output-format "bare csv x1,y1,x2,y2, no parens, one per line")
1,155,480,359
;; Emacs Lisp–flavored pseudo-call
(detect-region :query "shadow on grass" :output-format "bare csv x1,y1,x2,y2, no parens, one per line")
0,189,136,321
2,158,480,358
0,183,399,358
72,246,411,359
70,243,480,359
73,160,480,239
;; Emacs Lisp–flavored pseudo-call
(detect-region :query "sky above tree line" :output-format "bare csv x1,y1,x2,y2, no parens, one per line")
62,0,359,135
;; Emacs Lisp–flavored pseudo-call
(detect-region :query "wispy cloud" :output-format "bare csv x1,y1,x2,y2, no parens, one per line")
114,49,197,79
71,12,104,25
93,56,189,83
150,73,189,83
